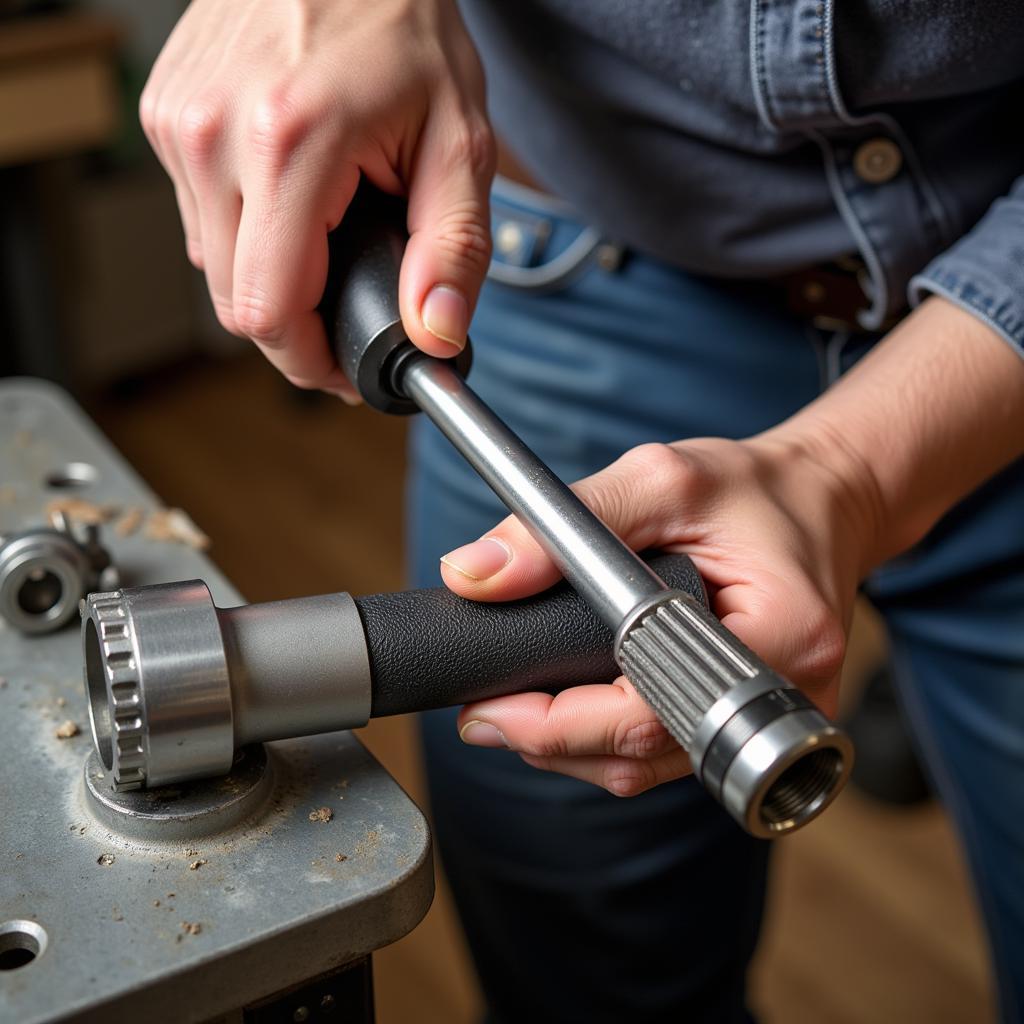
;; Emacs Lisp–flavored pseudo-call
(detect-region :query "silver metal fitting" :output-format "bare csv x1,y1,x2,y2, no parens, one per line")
82,581,372,791
0,517,118,635
616,591,852,838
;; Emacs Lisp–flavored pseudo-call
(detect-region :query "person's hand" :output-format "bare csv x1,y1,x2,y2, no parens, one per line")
440,434,879,796
140,0,494,400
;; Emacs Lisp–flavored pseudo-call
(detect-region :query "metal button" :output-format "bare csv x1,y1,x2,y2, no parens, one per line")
494,220,524,256
853,138,903,185
595,243,622,272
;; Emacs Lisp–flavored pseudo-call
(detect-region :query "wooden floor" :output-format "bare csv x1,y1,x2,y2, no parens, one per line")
90,351,996,1024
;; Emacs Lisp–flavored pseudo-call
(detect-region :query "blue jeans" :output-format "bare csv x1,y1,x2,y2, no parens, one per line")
407,179,1024,1024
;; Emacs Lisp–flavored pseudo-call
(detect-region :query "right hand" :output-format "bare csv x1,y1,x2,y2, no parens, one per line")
141,0,495,399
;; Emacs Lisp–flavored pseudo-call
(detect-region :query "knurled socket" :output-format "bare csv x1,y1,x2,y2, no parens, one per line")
616,591,852,837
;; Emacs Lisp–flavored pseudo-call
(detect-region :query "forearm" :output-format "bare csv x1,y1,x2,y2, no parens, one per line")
765,295,1024,573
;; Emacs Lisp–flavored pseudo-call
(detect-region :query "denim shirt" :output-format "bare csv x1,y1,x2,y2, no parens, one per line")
459,1,1024,352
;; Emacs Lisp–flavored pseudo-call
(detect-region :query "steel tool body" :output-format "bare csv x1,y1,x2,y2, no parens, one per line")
82,184,852,838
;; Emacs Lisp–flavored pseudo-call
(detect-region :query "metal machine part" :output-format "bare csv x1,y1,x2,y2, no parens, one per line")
322,183,854,837
0,515,117,634
398,353,851,838
83,582,371,790
81,553,707,794
0,380,432,1024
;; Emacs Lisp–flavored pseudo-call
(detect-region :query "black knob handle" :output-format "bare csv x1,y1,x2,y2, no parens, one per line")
320,181,472,413
356,552,707,717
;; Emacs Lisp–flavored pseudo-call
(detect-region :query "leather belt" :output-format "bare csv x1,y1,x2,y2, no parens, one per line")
713,256,904,335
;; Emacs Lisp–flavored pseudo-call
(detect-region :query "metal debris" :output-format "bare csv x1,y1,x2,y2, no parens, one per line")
55,720,80,739
308,807,333,823
45,497,119,527
115,505,144,537
144,508,210,550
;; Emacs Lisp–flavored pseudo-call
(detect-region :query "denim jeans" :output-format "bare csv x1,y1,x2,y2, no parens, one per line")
407,178,1024,1024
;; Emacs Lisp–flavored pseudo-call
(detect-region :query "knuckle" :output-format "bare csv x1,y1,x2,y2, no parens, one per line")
796,611,847,684
139,89,157,137
620,443,692,498
450,118,496,178
151,103,179,154
248,90,313,159
233,290,285,344
179,98,225,162
604,761,655,798
186,239,204,270
613,718,669,760
434,206,492,274
624,442,684,482
211,297,239,336
523,729,569,760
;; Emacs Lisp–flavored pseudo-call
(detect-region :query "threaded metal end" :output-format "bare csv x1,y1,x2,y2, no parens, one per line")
616,592,853,837
758,747,846,832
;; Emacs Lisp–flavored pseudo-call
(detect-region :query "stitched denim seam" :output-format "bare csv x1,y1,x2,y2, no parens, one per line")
810,128,890,328
807,0,950,310
486,227,605,293
819,1,950,246
492,175,580,220
749,0,777,133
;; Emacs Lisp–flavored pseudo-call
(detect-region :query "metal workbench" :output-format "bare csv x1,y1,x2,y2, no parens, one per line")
0,379,434,1023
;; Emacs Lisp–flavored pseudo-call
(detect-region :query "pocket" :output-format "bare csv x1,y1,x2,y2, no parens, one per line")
487,176,621,294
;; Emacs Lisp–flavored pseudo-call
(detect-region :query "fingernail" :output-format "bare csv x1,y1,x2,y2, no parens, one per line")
440,537,512,581
459,720,508,748
421,285,468,349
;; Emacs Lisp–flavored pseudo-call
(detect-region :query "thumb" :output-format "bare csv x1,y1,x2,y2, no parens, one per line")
398,108,495,357
441,444,691,601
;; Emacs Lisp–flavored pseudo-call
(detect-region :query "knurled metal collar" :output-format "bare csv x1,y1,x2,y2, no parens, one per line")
82,581,234,791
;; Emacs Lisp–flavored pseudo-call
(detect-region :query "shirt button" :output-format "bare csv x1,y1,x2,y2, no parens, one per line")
853,137,903,184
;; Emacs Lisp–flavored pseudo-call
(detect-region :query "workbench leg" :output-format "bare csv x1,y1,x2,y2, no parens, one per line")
238,956,375,1024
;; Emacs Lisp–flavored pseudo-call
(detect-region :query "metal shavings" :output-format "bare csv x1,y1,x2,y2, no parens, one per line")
153,900,161,907
334,853,347,863
180,921,202,936
184,847,199,857
309,806,333,823
54,720,80,739
144,508,210,550
97,853,115,867
45,497,119,527
188,859,208,871
115,505,144,537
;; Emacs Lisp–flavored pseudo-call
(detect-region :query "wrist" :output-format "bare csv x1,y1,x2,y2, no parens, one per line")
749,423,889,578
757,297,1024,574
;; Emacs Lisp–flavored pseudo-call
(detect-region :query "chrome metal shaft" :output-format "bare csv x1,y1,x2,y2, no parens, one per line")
402,355,667,629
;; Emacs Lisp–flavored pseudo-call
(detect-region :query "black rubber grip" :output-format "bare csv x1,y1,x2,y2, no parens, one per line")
320,181,472,414
357,552,707,717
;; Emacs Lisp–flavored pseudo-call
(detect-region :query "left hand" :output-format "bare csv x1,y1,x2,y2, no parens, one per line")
439,434,878,796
